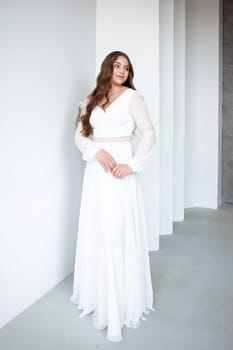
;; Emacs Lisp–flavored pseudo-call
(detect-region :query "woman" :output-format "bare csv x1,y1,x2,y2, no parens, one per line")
70,51,156,342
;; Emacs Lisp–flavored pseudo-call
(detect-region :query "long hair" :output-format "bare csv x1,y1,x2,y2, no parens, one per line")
75,51,136,137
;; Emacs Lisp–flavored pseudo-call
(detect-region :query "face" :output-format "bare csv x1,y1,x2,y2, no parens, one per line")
111,55,129,86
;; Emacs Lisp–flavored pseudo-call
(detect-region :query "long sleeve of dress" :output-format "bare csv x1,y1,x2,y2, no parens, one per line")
74,99,102,162
127,92,156,173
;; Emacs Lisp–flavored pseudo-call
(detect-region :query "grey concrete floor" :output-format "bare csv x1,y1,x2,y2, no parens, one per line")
0,204,233,350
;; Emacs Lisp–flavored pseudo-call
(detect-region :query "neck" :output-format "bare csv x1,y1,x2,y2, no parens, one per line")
110,83,124,94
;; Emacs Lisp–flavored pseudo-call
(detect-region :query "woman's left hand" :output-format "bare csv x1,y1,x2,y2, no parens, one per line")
111,164,134,179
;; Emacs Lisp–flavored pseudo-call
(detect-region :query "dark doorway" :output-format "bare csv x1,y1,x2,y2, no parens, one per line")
223,0,233,203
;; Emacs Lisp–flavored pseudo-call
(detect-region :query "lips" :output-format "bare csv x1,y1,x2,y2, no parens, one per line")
116,75,124,79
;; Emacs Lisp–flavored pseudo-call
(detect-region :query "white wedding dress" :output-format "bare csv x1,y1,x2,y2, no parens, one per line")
70,88,156,342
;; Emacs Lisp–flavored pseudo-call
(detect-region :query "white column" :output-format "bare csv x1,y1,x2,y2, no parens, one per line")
173,0,186,221
185,0,222,208
159,0,174,234
96,0,160,250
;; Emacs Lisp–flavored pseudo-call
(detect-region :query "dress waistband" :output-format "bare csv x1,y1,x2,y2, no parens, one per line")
93,136,132,142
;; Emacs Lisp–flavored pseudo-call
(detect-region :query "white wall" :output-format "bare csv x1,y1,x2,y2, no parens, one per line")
185,0,222,208
96,0,160,250
0,0,96,328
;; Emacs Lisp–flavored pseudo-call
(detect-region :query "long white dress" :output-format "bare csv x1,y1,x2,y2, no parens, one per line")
70,88,156,342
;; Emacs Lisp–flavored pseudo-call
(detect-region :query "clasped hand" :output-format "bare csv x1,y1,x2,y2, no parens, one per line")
96,149,133,179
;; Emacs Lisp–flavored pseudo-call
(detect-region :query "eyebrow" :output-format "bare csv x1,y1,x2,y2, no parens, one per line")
114,61,129,67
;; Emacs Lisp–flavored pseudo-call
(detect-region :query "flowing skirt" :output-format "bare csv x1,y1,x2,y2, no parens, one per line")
70,141,155,342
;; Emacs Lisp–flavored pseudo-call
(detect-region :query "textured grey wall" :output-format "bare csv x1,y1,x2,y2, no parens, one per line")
223,0,233,203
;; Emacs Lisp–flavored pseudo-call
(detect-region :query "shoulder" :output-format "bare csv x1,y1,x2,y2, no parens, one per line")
78,96,90,114
127,88,143,98
129,89,146,105
124,88,143,103
129,90,150,117
77,97,90,119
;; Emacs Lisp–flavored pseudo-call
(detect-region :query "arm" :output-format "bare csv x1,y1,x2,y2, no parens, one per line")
127,92,156,172
74,99,102,162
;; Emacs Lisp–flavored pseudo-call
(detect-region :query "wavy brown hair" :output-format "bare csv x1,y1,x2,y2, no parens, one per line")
75,51,136,137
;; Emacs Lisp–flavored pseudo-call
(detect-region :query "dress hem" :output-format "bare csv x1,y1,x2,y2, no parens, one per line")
69,295,155,342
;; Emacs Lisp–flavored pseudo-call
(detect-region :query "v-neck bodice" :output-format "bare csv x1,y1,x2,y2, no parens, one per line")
96,88,130,111
90,88,136,138
75,88,156,172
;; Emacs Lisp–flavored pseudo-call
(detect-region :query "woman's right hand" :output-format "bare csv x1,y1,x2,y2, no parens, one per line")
96,149,117,172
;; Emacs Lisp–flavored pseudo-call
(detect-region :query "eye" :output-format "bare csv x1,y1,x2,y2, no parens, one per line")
113,63,120,69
